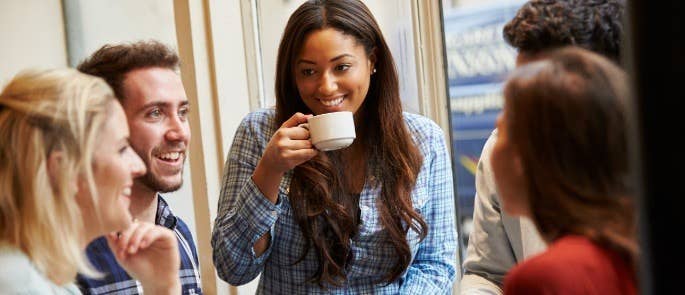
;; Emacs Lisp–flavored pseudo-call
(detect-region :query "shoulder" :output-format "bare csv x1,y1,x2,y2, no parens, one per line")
233,108,277,145
403,112,443,137
156,195,196,243
240,108,276,130
505,236,615,291
0,248,34,285
479,129,498,165
402,112,445,151
504,250,569,294
173,214,198,249
174,214,192,232
0,248,55,293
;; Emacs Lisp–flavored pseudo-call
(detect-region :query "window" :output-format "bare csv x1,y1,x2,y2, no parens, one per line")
441,0,524,248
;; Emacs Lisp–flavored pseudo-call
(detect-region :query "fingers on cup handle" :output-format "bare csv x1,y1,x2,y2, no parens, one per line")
282,112,312,128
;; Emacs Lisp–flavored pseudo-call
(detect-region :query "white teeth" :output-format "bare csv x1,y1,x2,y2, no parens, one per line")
320,97,344,106
159,152,181,160
122,187,131,196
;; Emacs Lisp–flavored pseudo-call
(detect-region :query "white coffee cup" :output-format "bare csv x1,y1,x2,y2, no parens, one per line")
300,111,356,151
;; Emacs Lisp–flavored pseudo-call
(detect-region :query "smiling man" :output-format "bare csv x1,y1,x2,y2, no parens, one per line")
75,41,202,295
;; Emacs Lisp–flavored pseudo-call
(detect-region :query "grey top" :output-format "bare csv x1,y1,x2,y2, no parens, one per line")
0,246,81,294
460,130,547,295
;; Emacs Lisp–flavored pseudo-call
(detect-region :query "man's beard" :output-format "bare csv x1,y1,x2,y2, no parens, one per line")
139,169,184,193
137,144,186,193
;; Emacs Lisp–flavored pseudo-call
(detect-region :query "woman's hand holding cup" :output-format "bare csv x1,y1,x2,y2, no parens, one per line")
253,112,319,203
260,112,319,175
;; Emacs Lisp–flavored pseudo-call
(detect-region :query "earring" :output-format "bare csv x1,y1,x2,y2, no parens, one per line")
372,68,377,74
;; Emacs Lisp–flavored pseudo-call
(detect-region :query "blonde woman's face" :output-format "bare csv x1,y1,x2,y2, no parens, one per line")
78,102,146,240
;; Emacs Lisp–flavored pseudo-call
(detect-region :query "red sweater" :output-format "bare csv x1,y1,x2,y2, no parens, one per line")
504,235,636,295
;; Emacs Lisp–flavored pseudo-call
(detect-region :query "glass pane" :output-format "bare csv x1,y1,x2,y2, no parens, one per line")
257,0,419,113
441,0,524,248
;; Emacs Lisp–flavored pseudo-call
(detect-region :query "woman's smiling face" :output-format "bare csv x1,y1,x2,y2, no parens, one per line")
76,101,146,239
294,28,375,115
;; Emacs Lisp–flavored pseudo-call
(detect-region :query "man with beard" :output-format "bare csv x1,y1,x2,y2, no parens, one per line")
76,40,202,295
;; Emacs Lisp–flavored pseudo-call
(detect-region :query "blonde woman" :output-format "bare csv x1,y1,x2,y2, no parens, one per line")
0,69,181,294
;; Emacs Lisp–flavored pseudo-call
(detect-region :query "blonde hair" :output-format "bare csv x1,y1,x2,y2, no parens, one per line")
0,69,113,284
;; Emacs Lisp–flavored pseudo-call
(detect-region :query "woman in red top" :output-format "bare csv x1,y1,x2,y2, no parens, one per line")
490,47,638,295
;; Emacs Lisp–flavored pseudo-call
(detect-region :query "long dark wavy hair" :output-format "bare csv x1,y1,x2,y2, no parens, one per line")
274,0,426,287
503,47,637,270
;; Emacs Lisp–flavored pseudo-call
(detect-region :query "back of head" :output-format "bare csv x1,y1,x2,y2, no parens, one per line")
77,40,179,100
0,69,113,283
503,46,635,264
503,0,626,64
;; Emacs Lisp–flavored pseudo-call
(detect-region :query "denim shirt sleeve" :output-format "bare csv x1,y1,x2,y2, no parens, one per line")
211,111,284,285
400,118,458,294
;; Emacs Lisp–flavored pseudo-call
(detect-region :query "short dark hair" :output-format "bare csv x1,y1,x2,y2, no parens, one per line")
503,0,625,63
77,40,179,100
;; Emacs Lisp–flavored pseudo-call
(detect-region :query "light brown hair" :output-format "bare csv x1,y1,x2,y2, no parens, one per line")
503,47,636,267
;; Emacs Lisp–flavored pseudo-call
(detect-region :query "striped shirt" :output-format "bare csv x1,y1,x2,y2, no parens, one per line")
77,195,203,294
212,108,458,294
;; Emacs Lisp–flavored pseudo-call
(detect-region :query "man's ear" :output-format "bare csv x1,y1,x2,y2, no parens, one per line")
47,151,78,193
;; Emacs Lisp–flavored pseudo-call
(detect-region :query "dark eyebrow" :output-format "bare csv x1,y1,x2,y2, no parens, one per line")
297,54,354,65
141,100,189,109
140,101,169,110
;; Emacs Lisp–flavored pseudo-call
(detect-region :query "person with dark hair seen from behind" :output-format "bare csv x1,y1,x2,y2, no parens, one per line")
493,47,637,294
211,0,457,294
75,41,202,294
461,1,626,294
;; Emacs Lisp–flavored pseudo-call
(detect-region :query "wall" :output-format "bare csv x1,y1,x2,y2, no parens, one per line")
0,0,68,84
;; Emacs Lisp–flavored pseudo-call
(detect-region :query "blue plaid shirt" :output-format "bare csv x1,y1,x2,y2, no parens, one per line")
212,109,457,294
77,195,203,294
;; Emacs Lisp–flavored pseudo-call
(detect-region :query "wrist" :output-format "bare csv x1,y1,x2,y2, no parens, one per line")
252,161,284,204
142,279,181,295
255,157,286,177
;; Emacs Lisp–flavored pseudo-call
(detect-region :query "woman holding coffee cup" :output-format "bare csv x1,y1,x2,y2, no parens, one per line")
212,0,457,293
0,69,181,293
